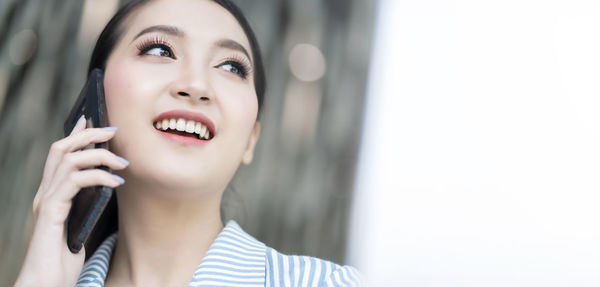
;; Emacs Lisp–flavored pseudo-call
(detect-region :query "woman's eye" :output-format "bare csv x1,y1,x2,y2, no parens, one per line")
218,61,248,79
140,44,173,58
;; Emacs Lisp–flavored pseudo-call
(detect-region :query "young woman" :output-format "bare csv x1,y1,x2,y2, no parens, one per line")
14,0,361,286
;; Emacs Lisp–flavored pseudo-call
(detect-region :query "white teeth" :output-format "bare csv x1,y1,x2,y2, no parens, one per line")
176,118,186,131
199,125,207,137
161,119,169,130
185,120,195,133
154,118,212,140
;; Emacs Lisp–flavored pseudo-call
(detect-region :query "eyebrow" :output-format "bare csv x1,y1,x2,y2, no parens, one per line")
214,39,252,65
132,25,184,41
132,25,253,65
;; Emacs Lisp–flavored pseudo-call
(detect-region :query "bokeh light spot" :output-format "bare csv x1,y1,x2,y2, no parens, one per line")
288,43,326,82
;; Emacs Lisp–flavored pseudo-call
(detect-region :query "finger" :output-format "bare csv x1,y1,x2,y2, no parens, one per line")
69,115,87,136
32,149,123,218
39,127,117,196
64,148,129,171
47,169,124,203
36,169,123,225
42,114,86,190
37,115,86,194
54,127,117,154
46,148,127,199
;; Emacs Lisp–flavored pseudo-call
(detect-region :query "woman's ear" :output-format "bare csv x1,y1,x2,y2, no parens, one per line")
242,122,261,165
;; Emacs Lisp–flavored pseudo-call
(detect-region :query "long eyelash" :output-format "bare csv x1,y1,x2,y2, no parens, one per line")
135,36,175,58
223,54,252,77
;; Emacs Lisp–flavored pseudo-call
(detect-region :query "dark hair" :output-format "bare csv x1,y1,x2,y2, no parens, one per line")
82,0,265,260
88,0,266,116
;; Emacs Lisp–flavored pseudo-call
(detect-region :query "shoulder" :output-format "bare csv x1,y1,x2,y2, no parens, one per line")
264,246,363,287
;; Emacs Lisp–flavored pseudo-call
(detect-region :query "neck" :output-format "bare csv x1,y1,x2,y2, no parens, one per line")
105,175,224,287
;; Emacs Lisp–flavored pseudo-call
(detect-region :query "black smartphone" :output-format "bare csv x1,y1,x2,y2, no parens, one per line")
63,68,117,255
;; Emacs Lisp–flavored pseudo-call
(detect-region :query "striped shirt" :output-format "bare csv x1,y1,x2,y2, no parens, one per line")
75,220,362,286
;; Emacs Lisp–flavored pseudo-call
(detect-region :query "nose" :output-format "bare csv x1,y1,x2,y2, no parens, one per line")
176,91,210,102
169,64,212,103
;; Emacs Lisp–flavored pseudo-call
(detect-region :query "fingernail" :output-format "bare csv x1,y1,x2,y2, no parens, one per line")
103,126,118,132
116,156,129,167
77,115,86,125
112,174,125,185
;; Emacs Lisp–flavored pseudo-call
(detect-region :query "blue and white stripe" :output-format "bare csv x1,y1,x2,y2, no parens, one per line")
75,234,117,287
265,248,362,287
76,220,362,286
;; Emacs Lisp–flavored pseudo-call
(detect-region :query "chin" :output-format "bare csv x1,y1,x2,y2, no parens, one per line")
151,167,208,184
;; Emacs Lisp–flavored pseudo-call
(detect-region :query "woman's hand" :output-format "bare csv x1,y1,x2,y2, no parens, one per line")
14,115,128,287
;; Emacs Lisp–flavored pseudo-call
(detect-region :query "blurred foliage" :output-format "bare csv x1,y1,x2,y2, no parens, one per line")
0,0,375,285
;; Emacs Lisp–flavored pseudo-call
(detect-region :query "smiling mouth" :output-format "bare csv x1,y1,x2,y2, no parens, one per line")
153,118,214,140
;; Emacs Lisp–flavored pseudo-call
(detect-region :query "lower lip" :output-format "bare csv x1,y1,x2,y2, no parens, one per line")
154,128,210,146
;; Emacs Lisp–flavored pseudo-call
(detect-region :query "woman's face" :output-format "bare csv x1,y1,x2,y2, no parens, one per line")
103,0,260,196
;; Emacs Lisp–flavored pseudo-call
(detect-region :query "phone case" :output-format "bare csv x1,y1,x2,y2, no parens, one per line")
63,68,117,255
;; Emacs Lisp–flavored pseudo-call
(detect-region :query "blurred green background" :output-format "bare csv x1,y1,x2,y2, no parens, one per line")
0,0,375,284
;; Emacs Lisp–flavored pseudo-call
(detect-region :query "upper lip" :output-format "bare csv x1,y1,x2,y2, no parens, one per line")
152,109,216,136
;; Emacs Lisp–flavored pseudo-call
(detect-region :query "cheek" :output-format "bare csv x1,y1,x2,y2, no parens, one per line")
104,60,165,125
104,64,132,126
211,76,257,159
217,80,258,132
103,59,169,158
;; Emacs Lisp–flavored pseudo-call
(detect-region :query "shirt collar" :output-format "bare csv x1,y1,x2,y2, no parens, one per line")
76,220,266,287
